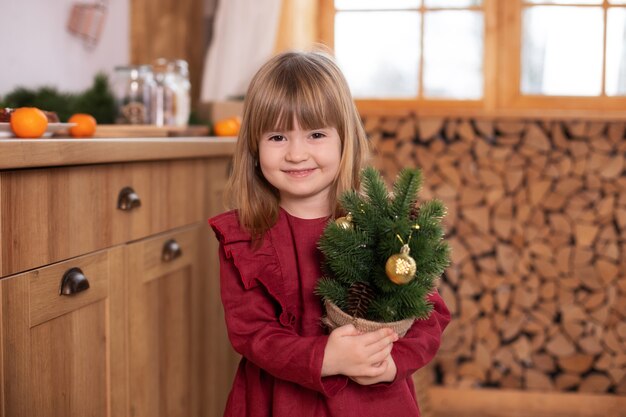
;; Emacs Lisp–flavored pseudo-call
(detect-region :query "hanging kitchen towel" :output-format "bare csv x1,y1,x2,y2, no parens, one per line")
200,0,282,102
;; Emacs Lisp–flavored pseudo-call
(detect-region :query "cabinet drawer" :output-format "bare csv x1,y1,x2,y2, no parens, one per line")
29,250,110,327
0,160,207,277
139,225,199,284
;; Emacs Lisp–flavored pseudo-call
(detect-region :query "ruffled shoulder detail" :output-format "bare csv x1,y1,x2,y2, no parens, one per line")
209,210,252,245
208,211,289,320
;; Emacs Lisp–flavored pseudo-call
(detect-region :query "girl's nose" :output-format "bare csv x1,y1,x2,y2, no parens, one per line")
285,138,308,162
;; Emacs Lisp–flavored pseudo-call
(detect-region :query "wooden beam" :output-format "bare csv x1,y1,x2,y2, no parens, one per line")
429,387,626,417
274,0,320,53
130,0,204,106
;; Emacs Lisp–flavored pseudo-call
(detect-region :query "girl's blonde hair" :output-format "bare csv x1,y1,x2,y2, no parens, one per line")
224,51,370,239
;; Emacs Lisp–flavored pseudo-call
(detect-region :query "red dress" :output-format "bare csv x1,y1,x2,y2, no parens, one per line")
209,209,450,417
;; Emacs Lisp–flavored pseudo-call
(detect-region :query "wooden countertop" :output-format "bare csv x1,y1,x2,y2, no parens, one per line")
0,137,237,170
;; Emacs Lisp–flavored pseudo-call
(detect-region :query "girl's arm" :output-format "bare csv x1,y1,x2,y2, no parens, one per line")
389,291,450,383
219,246,394,396
350,291,450,386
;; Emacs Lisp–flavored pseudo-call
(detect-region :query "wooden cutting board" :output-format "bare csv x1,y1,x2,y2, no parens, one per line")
93,124,210,138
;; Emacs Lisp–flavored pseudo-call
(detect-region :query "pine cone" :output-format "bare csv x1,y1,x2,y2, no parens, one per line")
409,203,420,221
346,282,375,318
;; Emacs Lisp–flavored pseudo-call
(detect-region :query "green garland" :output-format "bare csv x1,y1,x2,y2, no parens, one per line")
0,73,116,123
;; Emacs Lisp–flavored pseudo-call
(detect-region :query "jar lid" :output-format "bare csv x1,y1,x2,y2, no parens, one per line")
115,64,150,70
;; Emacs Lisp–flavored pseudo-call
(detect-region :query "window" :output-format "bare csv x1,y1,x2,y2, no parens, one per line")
522,0,626,97
319,0,626,114
333,0,484,100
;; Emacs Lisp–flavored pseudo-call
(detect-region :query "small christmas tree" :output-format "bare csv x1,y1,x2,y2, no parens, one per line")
316,167,450,328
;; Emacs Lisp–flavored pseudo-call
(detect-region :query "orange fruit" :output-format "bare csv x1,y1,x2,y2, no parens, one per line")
68,113,97,138
213,116,241,137
10,107,48,138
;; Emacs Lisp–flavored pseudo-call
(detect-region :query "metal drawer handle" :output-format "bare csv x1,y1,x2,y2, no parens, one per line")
162,239,182,262
117,186,142,211
60,267,90,296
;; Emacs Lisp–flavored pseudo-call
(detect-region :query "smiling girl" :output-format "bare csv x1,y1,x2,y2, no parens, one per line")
209,51,450,417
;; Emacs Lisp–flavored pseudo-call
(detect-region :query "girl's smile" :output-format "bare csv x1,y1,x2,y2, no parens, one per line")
283,168,317,177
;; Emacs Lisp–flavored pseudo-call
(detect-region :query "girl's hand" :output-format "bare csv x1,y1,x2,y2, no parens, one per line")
321,324,398,378
350,355,398,385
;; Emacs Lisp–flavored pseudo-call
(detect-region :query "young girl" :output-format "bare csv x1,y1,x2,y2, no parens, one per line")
209,51,450,417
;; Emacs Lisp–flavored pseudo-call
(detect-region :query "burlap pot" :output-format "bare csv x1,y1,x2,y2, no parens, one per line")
322,300,415,337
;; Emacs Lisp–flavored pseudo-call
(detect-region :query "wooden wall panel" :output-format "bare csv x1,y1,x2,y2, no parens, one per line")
130,0,205,105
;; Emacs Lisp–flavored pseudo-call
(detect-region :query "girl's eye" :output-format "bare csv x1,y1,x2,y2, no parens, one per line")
311,132,326,139
268,135,285,141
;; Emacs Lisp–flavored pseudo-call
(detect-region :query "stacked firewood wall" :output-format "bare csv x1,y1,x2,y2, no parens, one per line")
365,115,626,394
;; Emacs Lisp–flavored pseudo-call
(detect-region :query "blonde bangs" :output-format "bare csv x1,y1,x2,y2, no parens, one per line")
248,56,344,141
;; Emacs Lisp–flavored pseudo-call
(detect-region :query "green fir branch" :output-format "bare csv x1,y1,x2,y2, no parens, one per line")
315,277,349,310
390,168,422,219
318,224,373,285
360,167,391,218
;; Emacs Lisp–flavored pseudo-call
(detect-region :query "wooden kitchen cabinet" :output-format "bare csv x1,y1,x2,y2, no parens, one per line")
0,139,237,417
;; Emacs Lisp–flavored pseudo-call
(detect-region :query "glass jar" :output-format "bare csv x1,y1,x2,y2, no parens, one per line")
112,65,155,124
172,59,191,127
151,59,177,126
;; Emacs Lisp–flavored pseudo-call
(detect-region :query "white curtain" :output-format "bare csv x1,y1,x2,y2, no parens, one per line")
201,0,282,102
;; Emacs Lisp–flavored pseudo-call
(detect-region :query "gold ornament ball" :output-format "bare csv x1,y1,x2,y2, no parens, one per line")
335,213,353,230
385,245,417,285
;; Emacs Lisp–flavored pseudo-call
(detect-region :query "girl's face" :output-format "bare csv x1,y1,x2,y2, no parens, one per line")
258,119,341,218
